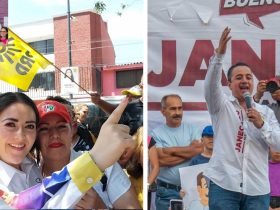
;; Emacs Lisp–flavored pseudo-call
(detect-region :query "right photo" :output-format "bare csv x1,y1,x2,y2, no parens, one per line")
148,1,280,210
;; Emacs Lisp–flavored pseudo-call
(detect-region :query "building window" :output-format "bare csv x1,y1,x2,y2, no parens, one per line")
116,69,142,88
19,72,55,92
29,39,54,54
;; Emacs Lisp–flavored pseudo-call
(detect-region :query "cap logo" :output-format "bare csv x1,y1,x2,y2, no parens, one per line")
43,104,55,113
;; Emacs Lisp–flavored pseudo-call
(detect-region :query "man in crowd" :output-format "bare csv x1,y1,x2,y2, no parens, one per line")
151,94,203,210
253,79,280,123
204,27,280,210
75,104,89,126
190,125,214,166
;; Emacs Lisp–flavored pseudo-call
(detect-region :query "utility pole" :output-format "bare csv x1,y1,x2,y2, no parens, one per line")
67,0,72,67
67,0,73,99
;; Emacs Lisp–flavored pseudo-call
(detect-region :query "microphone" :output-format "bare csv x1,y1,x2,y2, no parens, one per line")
243,91,252,109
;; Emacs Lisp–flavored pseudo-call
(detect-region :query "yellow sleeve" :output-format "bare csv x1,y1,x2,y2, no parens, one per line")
67,152,103,193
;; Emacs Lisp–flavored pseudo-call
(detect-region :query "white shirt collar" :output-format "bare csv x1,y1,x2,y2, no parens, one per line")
0,160,26,190
0,157,40,193
228,94,237,102
228,94,256,107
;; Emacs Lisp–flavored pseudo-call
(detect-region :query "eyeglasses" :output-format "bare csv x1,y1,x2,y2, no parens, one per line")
0,31,7,33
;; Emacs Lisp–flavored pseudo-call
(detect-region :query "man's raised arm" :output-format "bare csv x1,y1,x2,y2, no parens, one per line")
204,27,231,114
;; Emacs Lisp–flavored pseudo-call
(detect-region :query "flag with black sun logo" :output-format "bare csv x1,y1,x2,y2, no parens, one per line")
0,28,52,90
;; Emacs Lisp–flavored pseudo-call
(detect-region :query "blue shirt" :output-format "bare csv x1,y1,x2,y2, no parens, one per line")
151,123,200,185
189,154,210,166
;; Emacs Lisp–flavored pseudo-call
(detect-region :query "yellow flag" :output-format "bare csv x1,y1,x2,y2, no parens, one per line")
0,28,52,90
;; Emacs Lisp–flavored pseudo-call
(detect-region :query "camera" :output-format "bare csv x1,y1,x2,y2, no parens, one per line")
170,199,183,210
266,78,279,94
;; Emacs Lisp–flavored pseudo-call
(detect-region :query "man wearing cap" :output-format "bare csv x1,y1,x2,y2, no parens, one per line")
190,125,214,166
204,27,280,210
150,94,203,210
253,79,280,123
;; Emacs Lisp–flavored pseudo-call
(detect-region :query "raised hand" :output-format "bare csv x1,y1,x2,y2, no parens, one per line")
90,92,101,105
89,97,134,171
216,27,231,55
254,80,267,102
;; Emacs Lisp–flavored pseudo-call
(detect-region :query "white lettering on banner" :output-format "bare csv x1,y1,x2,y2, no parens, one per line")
224,0,280,8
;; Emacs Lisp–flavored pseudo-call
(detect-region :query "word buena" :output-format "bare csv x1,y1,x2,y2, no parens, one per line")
223,0,280,8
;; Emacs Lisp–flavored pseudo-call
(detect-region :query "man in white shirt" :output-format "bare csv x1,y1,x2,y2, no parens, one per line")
204,27,280,210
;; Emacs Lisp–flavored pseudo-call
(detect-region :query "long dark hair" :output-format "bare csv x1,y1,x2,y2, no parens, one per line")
0,92,39,124
64,68,74,81
1,26,8,39
0,92,40,162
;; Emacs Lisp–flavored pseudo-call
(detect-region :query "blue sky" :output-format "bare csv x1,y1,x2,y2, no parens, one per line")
8,0,144,64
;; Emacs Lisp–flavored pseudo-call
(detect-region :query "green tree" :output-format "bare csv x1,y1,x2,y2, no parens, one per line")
94,1,106,14
94,1,135,16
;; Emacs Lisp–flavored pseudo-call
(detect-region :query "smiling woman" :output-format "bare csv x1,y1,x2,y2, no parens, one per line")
36,100,73,177
0,92,41,194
